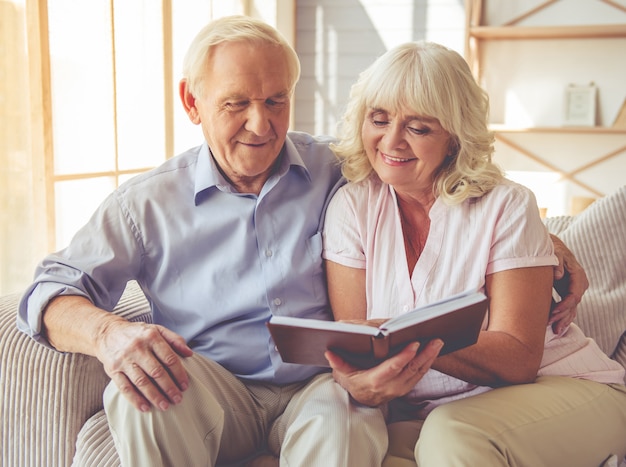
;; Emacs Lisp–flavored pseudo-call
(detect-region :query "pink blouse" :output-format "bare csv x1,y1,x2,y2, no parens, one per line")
323,177,625,413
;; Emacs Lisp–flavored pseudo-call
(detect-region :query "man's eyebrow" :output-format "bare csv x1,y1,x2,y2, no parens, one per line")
267,90,290,100
215,95,245,107
221,91,291,103
221,94,248,102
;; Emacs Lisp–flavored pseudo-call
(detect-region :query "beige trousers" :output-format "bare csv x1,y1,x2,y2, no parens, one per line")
384,376,626,467
104,352,387,467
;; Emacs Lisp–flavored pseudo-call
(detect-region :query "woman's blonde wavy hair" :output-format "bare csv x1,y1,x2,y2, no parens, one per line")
331,41,503,205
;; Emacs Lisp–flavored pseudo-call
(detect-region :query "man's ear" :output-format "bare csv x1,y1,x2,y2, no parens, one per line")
179,79,201,124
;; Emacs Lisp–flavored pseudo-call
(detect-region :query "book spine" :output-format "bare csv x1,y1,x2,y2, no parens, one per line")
371,335,390,360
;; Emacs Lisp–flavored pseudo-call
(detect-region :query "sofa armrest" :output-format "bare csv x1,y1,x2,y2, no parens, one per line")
0,281,151,467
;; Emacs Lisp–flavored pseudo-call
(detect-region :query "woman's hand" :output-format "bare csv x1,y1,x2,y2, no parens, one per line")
550,234,589,335
325,339,443,406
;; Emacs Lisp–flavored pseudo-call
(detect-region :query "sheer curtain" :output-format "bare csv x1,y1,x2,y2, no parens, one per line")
0,0,294,295
0,0,38,296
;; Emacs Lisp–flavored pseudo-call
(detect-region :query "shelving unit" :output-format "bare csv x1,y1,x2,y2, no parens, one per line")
469,24,626,40
489,126,626,134
465,0,626,87
464,0,626,210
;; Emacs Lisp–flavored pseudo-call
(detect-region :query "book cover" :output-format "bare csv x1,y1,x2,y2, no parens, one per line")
267,290,489,368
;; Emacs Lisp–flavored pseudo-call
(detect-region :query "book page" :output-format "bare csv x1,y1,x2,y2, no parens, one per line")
381,290,486,333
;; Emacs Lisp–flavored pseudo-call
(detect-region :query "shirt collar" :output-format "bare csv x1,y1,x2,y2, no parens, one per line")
194,136,312,205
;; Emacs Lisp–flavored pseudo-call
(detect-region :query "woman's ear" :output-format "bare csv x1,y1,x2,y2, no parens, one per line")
179,79,201,124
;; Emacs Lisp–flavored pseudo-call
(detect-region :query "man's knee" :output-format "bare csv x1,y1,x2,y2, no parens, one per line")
103,376,226,466
103,373,226,435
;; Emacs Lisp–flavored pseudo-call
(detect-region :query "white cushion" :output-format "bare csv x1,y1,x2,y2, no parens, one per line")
544,185,626,370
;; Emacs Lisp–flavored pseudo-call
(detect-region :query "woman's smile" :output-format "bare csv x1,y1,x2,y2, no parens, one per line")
380,152,416,165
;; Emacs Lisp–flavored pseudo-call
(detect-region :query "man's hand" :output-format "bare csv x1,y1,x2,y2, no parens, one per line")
550,234,589,335
324,339,443,407
43,294,194,413
96,318,193,412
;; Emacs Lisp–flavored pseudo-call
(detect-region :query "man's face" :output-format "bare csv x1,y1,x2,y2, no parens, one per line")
191,41,292,194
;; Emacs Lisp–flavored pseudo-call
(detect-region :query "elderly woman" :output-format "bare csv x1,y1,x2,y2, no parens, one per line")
322,41,626,466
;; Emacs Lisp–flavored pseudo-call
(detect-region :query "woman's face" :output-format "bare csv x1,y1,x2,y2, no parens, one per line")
361,107,453,194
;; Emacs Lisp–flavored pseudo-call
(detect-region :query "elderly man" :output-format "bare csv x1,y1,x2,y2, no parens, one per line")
18,15,584,467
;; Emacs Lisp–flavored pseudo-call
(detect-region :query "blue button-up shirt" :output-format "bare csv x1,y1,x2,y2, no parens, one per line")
18,132,344,384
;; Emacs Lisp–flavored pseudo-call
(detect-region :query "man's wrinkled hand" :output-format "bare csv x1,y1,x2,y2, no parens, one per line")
550,234,589,335
96,319,193,412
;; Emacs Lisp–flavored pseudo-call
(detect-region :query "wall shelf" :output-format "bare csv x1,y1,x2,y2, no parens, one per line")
490,126,626,134
469,24,626,40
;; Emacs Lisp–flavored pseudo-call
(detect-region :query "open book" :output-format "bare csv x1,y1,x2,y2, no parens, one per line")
267,290,488,368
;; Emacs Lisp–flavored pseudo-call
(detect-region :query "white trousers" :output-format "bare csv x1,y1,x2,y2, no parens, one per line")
104,352,387,467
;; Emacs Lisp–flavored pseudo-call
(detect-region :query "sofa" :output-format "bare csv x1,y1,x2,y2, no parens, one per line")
1,185,625,466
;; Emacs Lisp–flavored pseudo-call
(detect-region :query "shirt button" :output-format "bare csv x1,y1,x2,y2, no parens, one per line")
265,249,273,257
402,305,410,312
273,298,282,306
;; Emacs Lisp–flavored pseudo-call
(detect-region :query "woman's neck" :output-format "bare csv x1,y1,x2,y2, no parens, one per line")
396,191,435,275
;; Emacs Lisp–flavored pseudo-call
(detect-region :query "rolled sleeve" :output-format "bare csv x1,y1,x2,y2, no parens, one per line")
17,191,142,345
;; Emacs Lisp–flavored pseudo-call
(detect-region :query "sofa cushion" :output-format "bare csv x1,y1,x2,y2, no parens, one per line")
544,185,626,370
73,410,119,467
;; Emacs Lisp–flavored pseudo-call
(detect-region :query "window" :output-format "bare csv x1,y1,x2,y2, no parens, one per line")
0,0,295,295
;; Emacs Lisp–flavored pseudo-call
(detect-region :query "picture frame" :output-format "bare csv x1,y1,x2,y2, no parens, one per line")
563,83,597,127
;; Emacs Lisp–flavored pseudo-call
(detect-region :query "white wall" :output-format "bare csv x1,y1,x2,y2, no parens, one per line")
294,0,466,136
